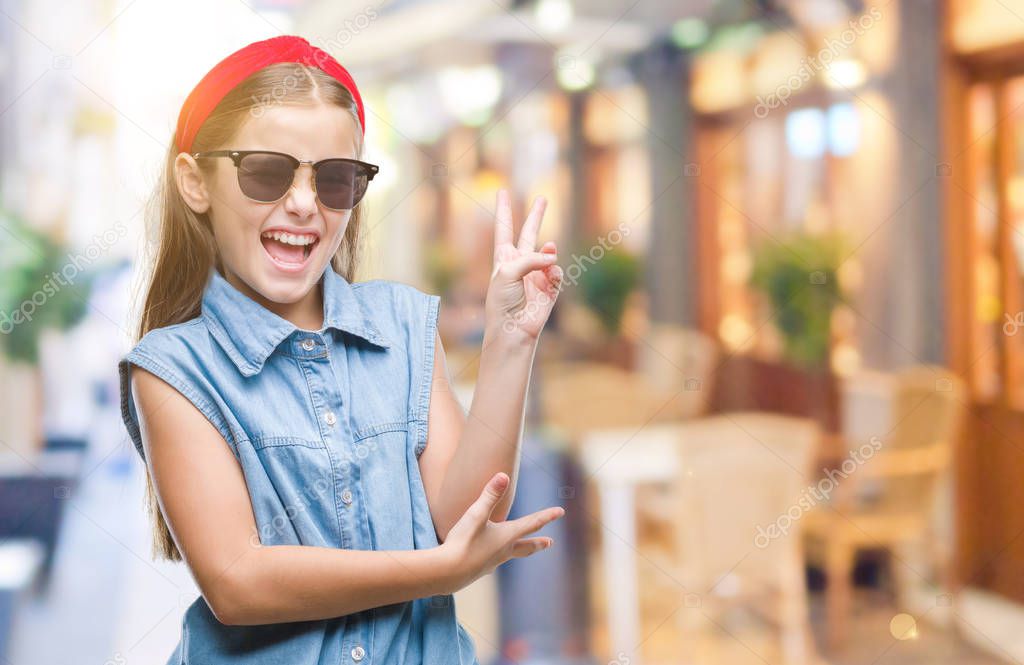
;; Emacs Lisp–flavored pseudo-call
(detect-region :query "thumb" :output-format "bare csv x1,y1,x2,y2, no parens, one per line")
471,472,510,521
495,252,558,283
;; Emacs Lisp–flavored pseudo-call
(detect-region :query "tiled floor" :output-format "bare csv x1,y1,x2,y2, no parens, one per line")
813,595,1002,665
587,599,1004,665
588,565,1007,665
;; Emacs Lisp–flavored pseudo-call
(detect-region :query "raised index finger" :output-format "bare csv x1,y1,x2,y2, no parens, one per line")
507,506,565,539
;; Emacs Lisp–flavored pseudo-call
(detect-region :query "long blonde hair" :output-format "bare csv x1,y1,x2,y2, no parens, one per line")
136,63,366,560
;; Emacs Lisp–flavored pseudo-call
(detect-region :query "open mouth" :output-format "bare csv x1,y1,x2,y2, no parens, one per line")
260,230,320,271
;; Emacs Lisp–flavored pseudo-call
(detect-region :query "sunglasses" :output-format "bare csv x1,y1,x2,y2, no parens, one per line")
191,149,379,211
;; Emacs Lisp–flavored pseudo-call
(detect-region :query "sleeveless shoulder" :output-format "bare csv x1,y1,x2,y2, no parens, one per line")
351,279,440,458
118,317,238,463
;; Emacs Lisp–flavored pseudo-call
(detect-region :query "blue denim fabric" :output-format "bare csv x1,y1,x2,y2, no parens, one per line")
118,264,480,665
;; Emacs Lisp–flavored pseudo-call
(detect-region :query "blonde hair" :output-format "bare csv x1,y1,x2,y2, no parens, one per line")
136,63,366,560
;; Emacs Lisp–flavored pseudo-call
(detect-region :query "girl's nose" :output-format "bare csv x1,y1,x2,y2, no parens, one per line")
284,165,317,216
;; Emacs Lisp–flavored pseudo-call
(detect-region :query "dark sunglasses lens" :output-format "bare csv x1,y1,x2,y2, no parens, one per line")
315,161,369,210
238,153,294,202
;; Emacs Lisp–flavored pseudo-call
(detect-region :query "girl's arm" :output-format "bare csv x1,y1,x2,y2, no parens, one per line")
419,330,536,541
132,366,562,626
419,191,562,541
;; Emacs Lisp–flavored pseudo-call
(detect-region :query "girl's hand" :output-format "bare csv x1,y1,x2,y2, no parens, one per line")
485,189,563,344
437,472,564,593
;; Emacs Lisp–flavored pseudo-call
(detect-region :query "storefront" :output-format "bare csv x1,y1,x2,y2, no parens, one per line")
686,0,898,428
946,0,1024,605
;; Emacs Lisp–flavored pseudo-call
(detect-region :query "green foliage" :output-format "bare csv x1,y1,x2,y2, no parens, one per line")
578,248,642,336
749,231,847,368
424,239,463,298
0,209,93,364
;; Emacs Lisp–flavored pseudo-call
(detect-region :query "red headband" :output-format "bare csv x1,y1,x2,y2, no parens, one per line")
175,35,366,154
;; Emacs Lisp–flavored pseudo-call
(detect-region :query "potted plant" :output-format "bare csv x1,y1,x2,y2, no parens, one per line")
0,208,92,457
577,248,642,368
747,230,847,426
424,239,463,300
749,231,847,367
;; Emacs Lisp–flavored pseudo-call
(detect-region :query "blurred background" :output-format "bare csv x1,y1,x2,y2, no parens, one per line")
2,0,1024,663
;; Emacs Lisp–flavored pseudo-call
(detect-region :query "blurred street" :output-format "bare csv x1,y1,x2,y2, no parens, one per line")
3,1,1024,664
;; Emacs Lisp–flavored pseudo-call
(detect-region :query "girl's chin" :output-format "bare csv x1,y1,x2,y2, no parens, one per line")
248,270,319,307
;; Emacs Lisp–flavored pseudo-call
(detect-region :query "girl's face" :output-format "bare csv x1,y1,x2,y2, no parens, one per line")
180,102,359,311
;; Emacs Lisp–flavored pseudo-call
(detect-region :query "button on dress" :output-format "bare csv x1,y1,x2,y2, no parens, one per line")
118,264,480,665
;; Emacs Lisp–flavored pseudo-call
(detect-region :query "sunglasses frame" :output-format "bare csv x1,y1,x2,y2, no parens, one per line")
191,149,380,211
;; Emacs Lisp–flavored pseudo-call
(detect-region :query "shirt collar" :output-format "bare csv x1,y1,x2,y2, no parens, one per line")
201,263,391,377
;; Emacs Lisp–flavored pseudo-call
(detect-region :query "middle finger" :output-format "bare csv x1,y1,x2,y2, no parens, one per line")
516,196,547,253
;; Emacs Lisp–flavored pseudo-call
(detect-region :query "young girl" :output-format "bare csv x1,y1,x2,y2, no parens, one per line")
118,35,566,665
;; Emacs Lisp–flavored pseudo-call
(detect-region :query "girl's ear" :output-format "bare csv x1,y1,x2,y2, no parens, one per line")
174,153,212,214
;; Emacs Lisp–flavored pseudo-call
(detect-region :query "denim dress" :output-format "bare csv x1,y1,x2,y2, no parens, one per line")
118,263,480,665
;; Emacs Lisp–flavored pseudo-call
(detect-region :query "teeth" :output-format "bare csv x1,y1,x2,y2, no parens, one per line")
261,231,318,246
